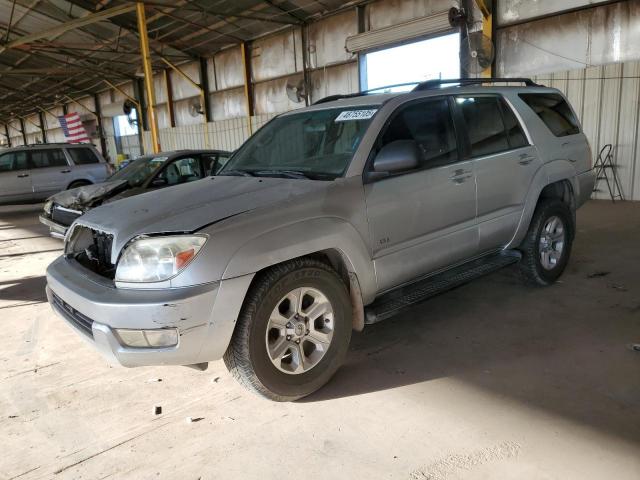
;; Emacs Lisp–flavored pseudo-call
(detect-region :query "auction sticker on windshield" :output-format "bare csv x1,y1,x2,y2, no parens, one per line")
335,109,377,122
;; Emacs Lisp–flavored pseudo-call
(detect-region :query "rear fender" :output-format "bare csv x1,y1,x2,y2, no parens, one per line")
507,159,577,248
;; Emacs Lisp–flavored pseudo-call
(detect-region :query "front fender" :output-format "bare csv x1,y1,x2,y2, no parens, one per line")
222,217,377,304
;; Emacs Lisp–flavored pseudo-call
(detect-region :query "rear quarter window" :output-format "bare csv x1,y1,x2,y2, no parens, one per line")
67,147,100,165
519,93,580,137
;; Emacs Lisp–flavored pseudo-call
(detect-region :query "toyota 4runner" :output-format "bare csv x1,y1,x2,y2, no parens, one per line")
46,78,595,401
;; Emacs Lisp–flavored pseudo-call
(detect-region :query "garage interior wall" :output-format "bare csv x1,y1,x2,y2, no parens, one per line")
497,0,640,201
3,0,640,202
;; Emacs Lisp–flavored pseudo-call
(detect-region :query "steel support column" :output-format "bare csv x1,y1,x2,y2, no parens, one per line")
136,1,160,153
241,42,254,135
19,118,27,145
38,111,48,143
3,124,11,147
164,69,176,128
199,57,212,123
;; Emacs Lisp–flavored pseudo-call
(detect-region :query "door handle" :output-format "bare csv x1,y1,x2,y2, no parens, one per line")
17,173,29,178
60,169,71,173
518,154,535,165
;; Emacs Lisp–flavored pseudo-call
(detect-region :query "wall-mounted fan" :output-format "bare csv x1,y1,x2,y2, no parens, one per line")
188,99,204,117
286,78,307,104
448,6,495,75
123,100,138,125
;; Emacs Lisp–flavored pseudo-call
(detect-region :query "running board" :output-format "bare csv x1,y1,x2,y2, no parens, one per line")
364,250,521,325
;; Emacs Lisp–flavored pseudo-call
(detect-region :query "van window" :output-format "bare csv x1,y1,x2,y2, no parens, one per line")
0,151,28,171
30,149,68,168
456,96,509,157
67,147,99,165
380,97,458,168
519,93,580,137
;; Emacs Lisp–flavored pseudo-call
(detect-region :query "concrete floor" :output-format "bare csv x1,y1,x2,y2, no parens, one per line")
1,200,639,480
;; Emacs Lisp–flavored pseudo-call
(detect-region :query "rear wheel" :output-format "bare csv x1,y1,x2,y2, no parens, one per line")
519,199,574,286
223,258,351,401
67,180,91,189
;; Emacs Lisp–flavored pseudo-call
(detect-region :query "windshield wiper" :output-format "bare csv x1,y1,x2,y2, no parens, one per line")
253,169,309,179
219,169,255,177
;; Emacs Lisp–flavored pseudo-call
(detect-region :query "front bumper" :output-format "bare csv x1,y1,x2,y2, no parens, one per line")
39,215,68,239
46,255,244,367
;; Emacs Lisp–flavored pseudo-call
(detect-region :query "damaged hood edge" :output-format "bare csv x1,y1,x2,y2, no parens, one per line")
49,180,129,210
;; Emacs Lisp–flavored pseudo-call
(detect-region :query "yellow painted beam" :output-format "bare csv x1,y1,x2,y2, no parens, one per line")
136,2,160,153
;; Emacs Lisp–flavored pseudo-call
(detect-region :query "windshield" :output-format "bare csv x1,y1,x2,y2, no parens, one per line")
109,156,168,187
220,106,377,179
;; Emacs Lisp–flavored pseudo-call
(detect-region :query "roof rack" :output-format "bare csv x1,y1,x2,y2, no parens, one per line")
413,77,540,91
312,78,541,105
313,82,420,105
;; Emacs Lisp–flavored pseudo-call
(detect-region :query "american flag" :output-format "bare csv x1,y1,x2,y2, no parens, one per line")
58,112,90,143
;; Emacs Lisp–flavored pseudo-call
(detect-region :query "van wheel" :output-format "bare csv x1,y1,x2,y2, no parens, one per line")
519,199,574,286
223,258,351,401
67,180,91,189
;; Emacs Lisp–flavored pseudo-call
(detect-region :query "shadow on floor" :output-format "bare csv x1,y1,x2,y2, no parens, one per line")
303,202,640,446
0,276,48,303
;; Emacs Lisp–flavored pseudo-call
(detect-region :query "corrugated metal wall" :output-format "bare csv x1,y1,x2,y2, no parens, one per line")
532,61,640,200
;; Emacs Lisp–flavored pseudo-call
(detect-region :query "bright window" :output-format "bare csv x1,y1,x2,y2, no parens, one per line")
361,33,460,93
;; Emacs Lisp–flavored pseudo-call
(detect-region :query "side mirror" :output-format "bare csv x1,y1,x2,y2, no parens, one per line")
372,140,421,175
150,177,168,187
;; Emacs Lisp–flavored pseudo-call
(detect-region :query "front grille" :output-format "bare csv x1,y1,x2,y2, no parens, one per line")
51,291,94,338
51,205,82,227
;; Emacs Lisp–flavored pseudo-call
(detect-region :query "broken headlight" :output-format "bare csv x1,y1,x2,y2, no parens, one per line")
115,235,207,283
44,199,53,216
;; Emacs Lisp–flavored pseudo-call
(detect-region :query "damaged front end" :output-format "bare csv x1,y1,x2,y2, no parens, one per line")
40,180,130,239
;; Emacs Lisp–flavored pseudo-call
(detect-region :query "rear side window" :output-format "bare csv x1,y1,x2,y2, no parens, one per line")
519,93,580,137
30,149,68,168
456,96,509,157
0,151,28,171
380,97,458,168
67,147,99,165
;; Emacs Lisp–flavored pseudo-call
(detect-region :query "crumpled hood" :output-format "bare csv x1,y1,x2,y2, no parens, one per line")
50,180,129,210
74,176,331,261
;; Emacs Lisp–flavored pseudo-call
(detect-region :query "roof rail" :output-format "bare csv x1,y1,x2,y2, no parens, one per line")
413,77,540,91
313,82,420,105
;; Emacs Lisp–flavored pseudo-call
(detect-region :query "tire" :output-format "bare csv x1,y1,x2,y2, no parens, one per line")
67,180,91,189
519,198,574,286
223,258,352,401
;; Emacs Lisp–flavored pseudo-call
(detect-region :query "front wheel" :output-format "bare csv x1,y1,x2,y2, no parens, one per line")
223,258,352,401
519,199,574,286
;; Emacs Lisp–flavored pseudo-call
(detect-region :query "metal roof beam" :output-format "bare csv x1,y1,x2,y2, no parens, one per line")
0,4,136,54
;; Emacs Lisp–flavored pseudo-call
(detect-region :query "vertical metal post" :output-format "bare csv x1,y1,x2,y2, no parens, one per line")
199,57,211,123
4,124,11,147
134,79,147,155
164,69,176,128
241,42,254,135
38,110,48,143
19,118,27,145
300,25,312,105
94,93,108,157
136,1,160,153
62,103,68,115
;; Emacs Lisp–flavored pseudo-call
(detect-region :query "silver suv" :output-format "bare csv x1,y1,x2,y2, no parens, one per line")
46,79,595,401
0,143,110,205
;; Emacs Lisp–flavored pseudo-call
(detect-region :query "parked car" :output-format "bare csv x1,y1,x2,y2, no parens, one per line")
39,149,231,239
0,143,110,205
46,79,595,401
